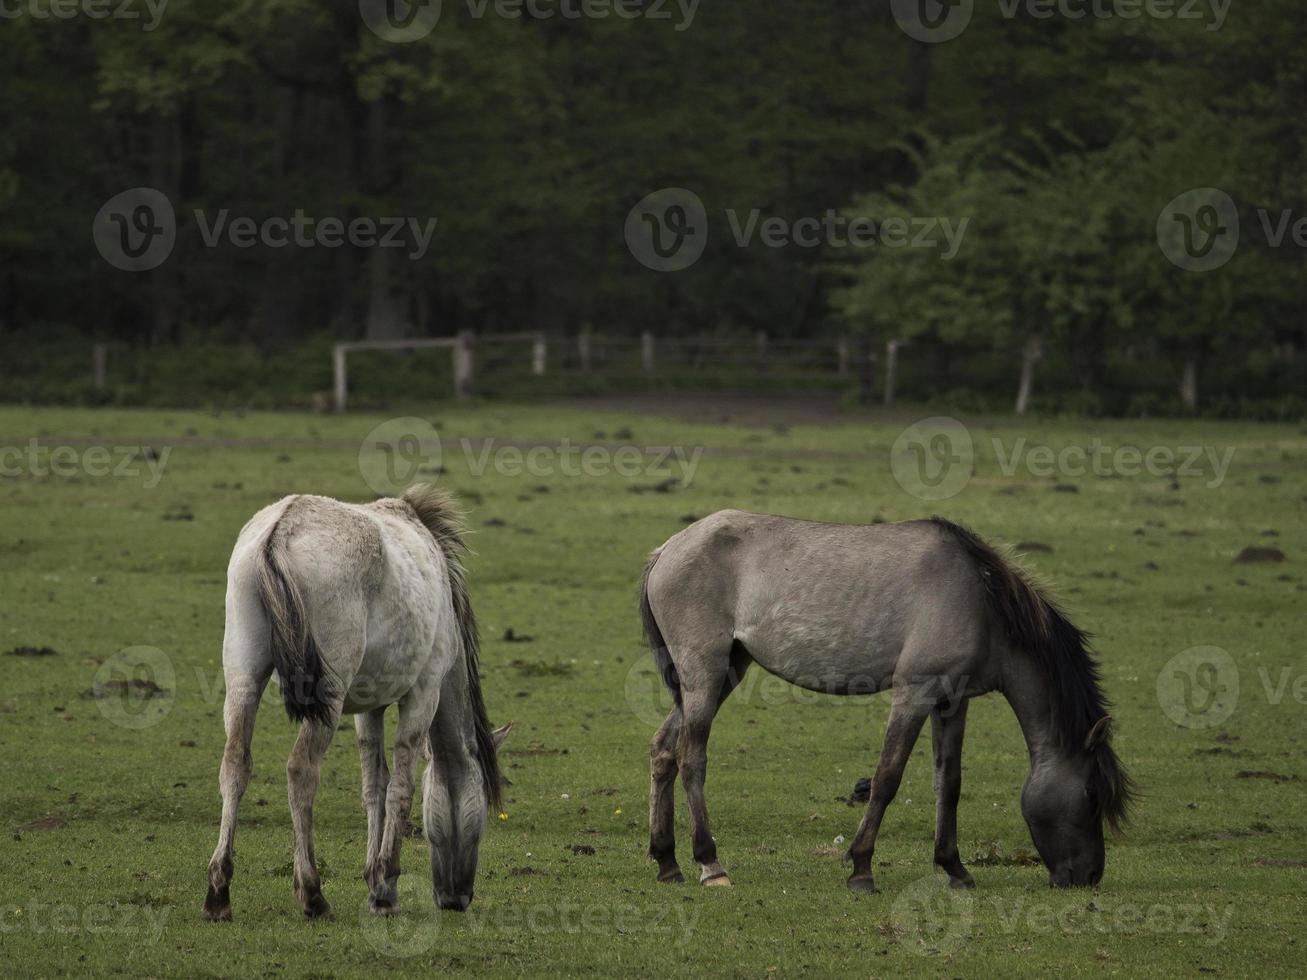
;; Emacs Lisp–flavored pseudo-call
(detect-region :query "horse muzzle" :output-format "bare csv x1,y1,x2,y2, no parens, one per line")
1049,865,1103,888
438,891,473,911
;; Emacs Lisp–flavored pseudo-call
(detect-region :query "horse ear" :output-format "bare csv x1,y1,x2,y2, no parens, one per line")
491,721,514,749
1084,715,1112,751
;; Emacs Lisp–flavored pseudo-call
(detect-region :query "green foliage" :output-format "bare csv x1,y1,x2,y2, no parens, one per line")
0,1,1303,413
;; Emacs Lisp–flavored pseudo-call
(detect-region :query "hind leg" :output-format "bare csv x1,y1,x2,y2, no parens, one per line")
203,666,271,920
675,642,750,886
356,708,391,909
931,699,974,888
288,706,344,918
648,705,683,883
203,587,273,923
846,685,933,892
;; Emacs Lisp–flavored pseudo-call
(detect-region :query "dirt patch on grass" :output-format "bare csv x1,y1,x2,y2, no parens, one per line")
971,841,1041,866
1234,547,1286,564
6,645,58,657
16,817,66,832
86,678,168,699
1235,770,1298,783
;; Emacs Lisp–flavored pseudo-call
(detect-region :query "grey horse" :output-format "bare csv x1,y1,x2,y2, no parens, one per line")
203,485,509,921
639,510,1133,891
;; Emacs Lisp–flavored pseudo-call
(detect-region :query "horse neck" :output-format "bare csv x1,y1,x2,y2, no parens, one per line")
436,657,475,736
1000,651,1070,769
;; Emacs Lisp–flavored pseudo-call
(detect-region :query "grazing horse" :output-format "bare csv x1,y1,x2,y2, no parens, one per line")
639,510,1133,892
203,485,509,921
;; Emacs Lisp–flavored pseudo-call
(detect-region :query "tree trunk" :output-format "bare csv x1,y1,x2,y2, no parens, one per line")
1179,358,1198,411
363,97,406,340
149,113,179,346
859,339,877,405
253,84,299,343
884,339,903,406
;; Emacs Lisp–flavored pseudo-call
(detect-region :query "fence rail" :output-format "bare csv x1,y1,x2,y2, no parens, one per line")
329,332,900,410
70,331,1264,416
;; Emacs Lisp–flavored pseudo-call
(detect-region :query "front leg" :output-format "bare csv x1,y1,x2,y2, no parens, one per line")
846,690,932,893
367,691,436,914
931,700,975,888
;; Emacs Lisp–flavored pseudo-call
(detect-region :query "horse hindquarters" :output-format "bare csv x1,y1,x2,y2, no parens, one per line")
641,547,747,886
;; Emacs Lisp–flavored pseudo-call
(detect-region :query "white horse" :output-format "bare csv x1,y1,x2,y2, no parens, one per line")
203,485,509,921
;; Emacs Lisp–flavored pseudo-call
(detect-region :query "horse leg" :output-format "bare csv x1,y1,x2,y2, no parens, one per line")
203,664,270,921
367,689,435,914
676,642,748,886
931,699,975,888
355,708,390,907
648,705,683,883
846,688,933,892
288,708,343,918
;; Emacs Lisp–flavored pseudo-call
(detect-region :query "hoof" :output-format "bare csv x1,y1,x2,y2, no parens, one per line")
949,874,976,890
846,874,878,894
657,869,686,884
700,872,732,887
368,898,399,917
202,885,231,922
302,892,333,920
438,893,472,911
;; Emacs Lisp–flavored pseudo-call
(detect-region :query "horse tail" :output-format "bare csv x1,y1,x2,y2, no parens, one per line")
255,498,336,725
639,548,681,707
929,517,1135,831
403,484,501,811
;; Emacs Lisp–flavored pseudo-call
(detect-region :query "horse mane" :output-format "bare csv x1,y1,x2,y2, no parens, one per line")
928,517,1135,831
403,484,502,810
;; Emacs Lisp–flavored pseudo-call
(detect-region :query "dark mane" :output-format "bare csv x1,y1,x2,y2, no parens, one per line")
403,484,502,810
929,517,1136,831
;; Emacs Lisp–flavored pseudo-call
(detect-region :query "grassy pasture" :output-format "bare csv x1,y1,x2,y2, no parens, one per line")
0,402,1303,977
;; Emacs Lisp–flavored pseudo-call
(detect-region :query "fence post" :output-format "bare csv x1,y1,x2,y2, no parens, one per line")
1014,338,1042,416
93,343,108,390
578,334,592,372
455,331,475,399
531,334,547,377
641,331,655,374
884,339,903,406
333,344,348,412
837,335,849,377
756,331,769,372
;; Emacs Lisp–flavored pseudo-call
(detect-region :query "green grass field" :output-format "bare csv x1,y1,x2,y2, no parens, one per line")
1,401,1303,977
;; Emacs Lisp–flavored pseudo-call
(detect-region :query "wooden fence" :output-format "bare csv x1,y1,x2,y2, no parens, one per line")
79,333,1052,413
